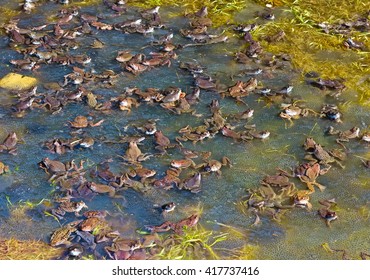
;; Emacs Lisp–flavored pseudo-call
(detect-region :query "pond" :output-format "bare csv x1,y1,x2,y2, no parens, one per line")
0,0,369,260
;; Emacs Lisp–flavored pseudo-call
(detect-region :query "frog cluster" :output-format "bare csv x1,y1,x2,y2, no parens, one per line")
2,0,369,260
244,137,350,227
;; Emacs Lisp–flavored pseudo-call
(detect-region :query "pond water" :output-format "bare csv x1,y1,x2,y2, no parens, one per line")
0,0,369,260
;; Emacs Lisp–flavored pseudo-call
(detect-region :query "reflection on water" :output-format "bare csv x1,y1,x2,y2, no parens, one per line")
0,0,369,260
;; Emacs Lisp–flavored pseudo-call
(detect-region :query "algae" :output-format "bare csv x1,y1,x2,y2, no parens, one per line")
0,238,63,260
0,73,37,91
250,0,370,105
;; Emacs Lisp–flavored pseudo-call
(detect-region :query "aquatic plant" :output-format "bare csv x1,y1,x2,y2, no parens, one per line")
153,225,228,260
0,238,63,260
250,0,370,104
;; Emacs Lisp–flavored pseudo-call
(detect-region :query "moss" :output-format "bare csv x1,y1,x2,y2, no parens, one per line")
0,73,38,91
250,0,370,105
0,238,63,260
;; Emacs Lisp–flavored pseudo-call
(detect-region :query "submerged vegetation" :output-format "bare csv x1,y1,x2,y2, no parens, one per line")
153,226,228,260
252,0,370,105
0,238,63,260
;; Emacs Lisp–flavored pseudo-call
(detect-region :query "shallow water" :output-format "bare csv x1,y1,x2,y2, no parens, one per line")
0,1,369,260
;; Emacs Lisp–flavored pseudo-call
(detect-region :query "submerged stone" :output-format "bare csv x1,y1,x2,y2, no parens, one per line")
0,73,37,90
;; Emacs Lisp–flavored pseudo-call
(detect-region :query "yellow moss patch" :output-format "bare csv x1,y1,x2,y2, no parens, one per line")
251,4,370,105
0,73,37,91
0,238,63,260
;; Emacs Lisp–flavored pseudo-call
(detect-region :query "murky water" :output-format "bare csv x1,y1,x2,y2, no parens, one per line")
0,1,369,260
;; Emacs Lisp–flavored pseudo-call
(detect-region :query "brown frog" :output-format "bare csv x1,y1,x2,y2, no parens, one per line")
179,172,202,193
0,132,18,155
305,144,345,168
292,190,312,209
0,162,10,175
146,214,199,234
130,167,156,183
39,157,67,174
279,102,318,126
79,217,106,232
105,238,141,259
69,116,104,128
120,141,152,164
52,200,88,219
153,169,181,190
198,156,232,176
261,174,294,189
327,126,360,149
154,130,173,153
318,199,338,227
87,182,117,197
50,222,79,247
170,158,196,169
279,162,329,192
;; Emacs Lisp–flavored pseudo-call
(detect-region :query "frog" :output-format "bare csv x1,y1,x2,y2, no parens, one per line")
170,158,196,169
261,174,294,190
52,200,88,219
79,137,95,148
292,190,312,209
79,217,106,232
220,126,243,141
153,169,181,190
279,101,319,126
0,132,18,155
326,126,360,149
146,214,199,234
105,238,141,260
172,214,199,234
361,132,370,144
246,129,270,140
204,107,226,133
83,210,109,219
160,202,176,213
278,162,329,192
115,173,146,192
133,119,157,135
311,78,345,91
69,115,104,128
129,167,156,183
116,50,133,63
39,157,67,174
118,97,139,113
179,172,202,193
74,230,96,251
225,78,258,103
87,182,117,197
154,130,174,153
197,156,232,176
125,61,148,75
120,141,152,164
305,144,345,168
320,104,342,123
318,199,338,227
303,137,317,151
0,162,10,175
176,129,211,144
50,222,79,247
